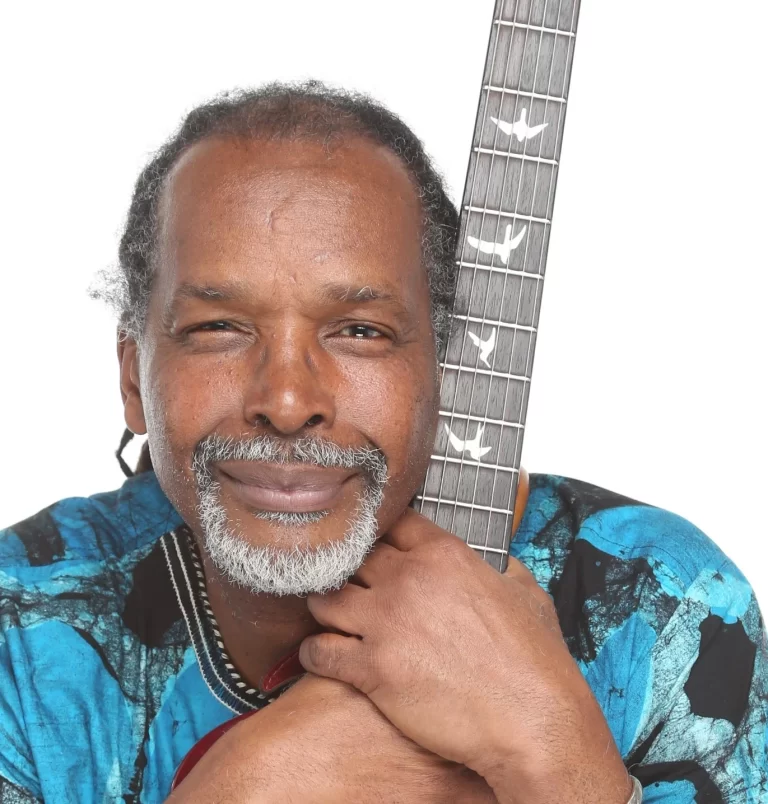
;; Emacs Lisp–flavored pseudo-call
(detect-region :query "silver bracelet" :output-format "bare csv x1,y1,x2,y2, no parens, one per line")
625,775,643,803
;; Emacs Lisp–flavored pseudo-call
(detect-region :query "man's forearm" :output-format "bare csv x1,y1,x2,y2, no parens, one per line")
163,717,282,804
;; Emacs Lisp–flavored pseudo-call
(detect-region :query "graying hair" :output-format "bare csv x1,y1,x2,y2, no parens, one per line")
192,433,388,595
94,80,460,353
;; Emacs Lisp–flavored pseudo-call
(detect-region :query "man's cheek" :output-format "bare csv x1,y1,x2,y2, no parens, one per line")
347,364,436,511
144,370,231,480
163,366,238,429
389,364,438,463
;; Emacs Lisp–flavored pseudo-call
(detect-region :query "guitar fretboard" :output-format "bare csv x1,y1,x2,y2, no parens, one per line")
417,0,581,570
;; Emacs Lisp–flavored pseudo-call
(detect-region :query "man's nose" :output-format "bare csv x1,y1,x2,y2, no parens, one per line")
243,336,335,436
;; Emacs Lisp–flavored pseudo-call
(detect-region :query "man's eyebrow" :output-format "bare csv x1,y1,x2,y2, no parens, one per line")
170,282,247,304
162,280,413,326
319,282,415,328
170,282,399,306
161,281,251,327
318,282,400,305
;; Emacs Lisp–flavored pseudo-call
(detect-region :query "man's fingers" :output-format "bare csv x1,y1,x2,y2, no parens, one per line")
380,507,436,551
306,583,369,636
299,632,371,692
504,555,547,593
351,542,401,587
503,555,536,582
504,556,556,608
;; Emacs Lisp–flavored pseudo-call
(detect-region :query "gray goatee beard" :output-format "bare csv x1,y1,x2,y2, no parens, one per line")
192,434,388,597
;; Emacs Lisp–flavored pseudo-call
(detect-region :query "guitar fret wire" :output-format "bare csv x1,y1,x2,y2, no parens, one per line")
417,496,514,517
464,205,551,225
484,84,566,103
438,1,532,535
494,19,576,37
470,0,576,555
430,0,510,524
430,455,519,473
441,363,531,381
456,260,545,279
467,545,509,556
473,146,558,165
431,0,580,561
431,0,574,551
451,313,537,333
438,410,525,430
470,2,569,550
446,0,548,546
470,0,563,556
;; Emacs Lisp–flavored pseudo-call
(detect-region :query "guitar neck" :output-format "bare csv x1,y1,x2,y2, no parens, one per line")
417,0,582,571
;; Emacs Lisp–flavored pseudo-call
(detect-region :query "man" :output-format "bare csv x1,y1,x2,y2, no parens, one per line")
0,83,765,803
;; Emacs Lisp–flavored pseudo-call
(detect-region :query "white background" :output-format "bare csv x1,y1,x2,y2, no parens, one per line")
1,1,766,605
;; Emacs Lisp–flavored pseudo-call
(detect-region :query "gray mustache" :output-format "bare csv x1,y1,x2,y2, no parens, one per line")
192,434,388,487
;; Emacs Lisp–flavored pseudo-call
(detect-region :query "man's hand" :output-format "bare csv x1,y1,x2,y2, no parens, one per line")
299,510,633,804
168,674,497,804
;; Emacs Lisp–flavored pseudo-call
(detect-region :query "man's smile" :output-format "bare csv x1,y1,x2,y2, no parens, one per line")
216,461,358,513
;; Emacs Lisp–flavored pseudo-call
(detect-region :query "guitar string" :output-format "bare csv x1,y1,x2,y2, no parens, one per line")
423,0,580,563
438,0,539,554
438,0,533,544
453,0,545,552
473,0,562,555
428,0,509,524
446,0,535,543
458,0,579,560
478,0,574,556
447,0,554,558
464,0,562,555
499,0,580,550
424,0,509,522
502,0,579,549
441,0,524,537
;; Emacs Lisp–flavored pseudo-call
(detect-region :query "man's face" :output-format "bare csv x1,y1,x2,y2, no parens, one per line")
121,135,440,589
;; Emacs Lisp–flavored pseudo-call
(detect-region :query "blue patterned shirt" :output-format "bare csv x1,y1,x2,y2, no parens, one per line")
0,472,765,802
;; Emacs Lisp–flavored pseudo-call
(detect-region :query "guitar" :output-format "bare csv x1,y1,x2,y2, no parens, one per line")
171,0,583,788
417,0,582,572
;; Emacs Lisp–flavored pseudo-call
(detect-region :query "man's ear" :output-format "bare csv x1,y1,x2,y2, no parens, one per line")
117,332,147,436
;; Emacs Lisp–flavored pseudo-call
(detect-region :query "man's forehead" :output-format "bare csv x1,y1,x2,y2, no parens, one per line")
149,136,430,317
153,135,424,285
162,135,421,218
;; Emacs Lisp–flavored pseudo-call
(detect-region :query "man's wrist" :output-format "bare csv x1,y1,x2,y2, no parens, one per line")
469,682,635,804
625,776,643,803
471,703,633,804
482,751,634,804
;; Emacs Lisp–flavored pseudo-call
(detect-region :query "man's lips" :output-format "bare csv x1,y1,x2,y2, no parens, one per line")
215,461,358,513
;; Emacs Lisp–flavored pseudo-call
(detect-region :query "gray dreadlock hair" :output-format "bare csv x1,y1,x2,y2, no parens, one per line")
94,80,460,352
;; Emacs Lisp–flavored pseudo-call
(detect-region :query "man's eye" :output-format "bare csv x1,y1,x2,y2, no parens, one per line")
339,325,383,339
187,321,236,333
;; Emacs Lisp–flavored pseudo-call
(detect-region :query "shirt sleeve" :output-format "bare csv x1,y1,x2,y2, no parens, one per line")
0,631,42,802
625,560,768,801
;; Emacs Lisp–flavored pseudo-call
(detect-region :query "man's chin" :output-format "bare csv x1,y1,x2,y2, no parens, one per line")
198,501,379,597
217,501,356,551
190,440,387,595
